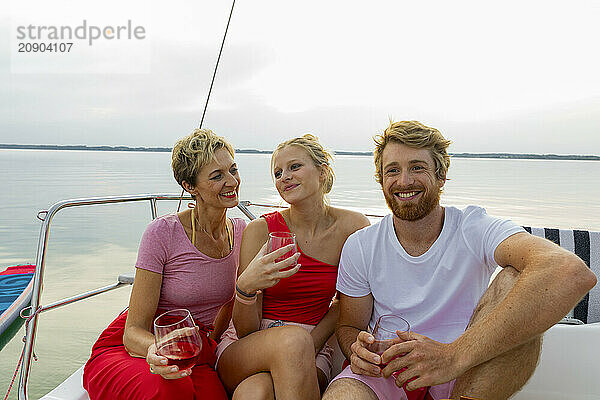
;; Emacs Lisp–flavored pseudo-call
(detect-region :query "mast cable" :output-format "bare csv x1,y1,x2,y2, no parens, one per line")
200,0,236,130
178,0,237,212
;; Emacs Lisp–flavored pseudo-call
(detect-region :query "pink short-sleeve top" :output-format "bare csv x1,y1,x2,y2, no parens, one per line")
135,214,246,328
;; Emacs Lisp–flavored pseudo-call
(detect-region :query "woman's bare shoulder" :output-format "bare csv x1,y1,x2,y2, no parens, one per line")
329,207,370,233
242,217,269,240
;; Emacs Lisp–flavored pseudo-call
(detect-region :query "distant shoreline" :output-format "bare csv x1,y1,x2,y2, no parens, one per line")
1,143,599,161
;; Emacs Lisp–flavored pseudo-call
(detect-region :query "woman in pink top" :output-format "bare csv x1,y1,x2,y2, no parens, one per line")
83,129,274,400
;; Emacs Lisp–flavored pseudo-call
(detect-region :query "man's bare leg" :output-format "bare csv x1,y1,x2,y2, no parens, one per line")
452,266,542,400
322,377,379,400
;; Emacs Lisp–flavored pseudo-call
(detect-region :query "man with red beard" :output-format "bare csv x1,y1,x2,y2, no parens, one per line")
323,121,596,400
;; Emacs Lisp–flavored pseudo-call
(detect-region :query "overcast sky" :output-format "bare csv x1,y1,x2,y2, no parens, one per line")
2,0,599,154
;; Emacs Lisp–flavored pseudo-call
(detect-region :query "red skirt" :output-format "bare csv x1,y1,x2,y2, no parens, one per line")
83,311,228,400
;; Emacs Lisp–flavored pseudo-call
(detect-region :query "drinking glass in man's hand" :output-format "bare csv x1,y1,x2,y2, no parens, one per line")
368,314,427,395
154,309,202,371
367,314,411,369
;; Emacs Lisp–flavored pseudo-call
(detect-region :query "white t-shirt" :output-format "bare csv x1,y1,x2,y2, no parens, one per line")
336,205,524,344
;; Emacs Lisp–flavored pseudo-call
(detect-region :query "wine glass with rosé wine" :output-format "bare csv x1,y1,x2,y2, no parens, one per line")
267,232,298,270
154,309,202,371
368,314,411,369
368,315,427,396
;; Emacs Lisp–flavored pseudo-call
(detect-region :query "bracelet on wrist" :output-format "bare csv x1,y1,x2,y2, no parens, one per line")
235,293,257,305
236,284,257,298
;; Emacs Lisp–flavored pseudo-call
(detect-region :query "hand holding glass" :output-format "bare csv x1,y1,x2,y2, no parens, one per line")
154,309,202,371
368,314,426,395
367,314,411,380
267,232,298,270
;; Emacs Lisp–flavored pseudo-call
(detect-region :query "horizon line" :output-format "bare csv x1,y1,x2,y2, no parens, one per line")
1,143,599,160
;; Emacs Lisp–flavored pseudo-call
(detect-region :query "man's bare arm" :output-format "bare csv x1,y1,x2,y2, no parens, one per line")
386,232,597,390
452,232,596,370
337,293,383,377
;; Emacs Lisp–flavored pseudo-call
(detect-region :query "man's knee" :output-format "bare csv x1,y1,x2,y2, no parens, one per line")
470,266,519,326
491,265,519,288
323,378,378,400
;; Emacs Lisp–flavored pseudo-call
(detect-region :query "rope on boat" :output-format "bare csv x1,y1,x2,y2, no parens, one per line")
245,202,287,209
3,342,25,400
178,0,237,213
245,202,386,218
3,307,41,400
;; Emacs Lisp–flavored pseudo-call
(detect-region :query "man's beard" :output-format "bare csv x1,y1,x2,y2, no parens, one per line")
384,186,441,221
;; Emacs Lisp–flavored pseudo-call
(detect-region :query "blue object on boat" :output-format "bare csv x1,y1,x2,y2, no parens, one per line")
0,264,35,351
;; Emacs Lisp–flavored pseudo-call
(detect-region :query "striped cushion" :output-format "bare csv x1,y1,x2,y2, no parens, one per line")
523,227,600,324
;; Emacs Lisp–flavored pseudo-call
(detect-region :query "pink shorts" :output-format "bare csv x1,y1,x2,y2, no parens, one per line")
215,318,335,382
330,365,455,400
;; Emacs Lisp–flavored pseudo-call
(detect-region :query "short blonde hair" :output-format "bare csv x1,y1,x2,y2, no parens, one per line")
272,134,335,195
171,129,235,187
374,120,451,185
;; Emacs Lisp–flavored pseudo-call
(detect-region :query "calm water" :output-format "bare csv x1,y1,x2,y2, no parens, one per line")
1,149,599,398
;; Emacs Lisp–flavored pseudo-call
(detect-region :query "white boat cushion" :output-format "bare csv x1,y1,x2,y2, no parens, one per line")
40,366,89,400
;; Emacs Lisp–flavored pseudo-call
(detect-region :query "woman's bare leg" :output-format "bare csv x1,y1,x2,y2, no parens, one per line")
217,325,320,400
230,357,328,399
232,372,274,400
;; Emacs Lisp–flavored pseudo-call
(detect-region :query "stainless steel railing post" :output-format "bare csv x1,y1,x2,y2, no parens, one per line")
238,201,256,220
18,201,57,400
150,198,158,220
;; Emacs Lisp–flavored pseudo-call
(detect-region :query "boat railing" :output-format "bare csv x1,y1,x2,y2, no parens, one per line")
17,193,258,400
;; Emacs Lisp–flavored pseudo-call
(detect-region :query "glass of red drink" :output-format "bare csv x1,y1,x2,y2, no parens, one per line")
267,232,298,268
153,309,202,371
367,314,411,367
368,315,426,395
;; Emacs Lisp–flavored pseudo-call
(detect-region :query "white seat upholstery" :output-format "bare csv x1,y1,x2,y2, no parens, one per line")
512,322,600,399
40,366,89,400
